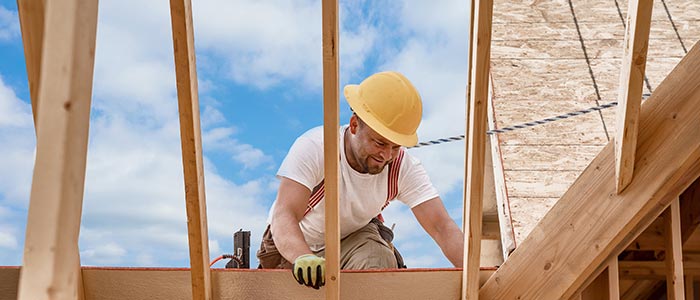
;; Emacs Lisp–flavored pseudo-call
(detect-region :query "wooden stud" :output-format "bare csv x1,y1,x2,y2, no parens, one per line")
581,268,610,300
665,198,686,299
16,0,45,132
614,0,653,194
321,0,340,299
462,0,493,299
169,0,211,299
685,275,694,300
480,42,700,299
16,0,98,299
608,258,621,299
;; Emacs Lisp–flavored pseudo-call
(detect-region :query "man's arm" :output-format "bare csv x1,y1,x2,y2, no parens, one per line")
270,177,315,262
411,197,464,267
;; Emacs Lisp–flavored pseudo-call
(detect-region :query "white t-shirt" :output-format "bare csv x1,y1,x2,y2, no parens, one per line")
267,125,439,251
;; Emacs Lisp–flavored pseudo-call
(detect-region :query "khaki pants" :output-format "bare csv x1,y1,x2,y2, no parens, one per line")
257,218,402,270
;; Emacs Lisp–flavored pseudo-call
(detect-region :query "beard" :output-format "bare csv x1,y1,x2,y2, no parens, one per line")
363,155,389,174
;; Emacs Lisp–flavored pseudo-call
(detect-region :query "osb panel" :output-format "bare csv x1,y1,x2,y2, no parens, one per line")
500,145,604,171
661,0,700,19
507,197,559,245
588,58,654,102
675,20,700,48
504,170,582,198
644,57,683,91
583,38,686,59
574,0,668,23
492,22,578,41
576,20,680,41
492,40,584,59
493,0,572,23
493,99,601,126
494,113,609,145
491,59,597,102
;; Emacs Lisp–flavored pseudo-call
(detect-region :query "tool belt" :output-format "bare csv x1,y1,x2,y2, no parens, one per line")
257,218,407,269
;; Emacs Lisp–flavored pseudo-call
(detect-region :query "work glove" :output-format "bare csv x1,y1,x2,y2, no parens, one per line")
292,254,325,289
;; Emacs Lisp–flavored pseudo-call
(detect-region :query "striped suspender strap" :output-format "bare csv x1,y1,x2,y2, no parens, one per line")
304,179,325,216
303,149,405,217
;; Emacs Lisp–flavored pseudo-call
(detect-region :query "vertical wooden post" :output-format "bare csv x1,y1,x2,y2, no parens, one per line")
665,198,685,299
321,0,340,299
169,1,211,299
16,0,45,132
462,0,493,299
17,0,98,299
685,275,694,300
614,0,653,193
607,258,620,299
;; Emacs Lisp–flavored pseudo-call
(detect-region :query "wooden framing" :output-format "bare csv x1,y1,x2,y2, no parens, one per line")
462,0,493,298
685,275,694,300
16,0,45,132
665,198,686,299
614,0,653,194
169,0,211,298
16,0,98,298
608,259,621,299
321,0,340,299
480,42,700,299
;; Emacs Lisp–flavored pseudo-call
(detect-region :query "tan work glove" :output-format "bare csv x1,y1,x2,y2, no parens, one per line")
292,254,325,289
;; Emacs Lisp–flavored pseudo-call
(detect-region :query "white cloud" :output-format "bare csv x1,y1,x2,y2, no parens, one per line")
0,6,19,41
0,226,18,249
80,242,127,265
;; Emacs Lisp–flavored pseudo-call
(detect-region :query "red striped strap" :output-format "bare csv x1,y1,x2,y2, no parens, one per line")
302,149,405,217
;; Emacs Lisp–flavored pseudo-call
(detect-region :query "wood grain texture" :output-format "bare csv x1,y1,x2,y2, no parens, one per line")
169,0,211,298
462,0,493,298
321,0,340,298
17,0,98,299
480,42,700,299
614,0,653,194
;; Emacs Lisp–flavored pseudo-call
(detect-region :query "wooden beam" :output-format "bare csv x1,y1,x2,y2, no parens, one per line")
608,258,621,299
619,261,700,279
479,42,700,299
614,0,653,193
462,0,493,299
169,1,211,299
16,0,45,132
16,0,98,298
666,198,686,299
625,176,700,251
321,0,340,299
685,275,694,300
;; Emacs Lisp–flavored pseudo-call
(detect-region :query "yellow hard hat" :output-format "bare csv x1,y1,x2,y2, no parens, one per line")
344,71,423,147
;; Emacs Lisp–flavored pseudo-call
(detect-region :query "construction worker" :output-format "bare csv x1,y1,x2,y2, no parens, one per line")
256,71,465,289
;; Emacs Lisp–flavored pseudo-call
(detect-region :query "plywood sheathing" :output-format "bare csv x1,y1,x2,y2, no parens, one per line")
490,0,697,246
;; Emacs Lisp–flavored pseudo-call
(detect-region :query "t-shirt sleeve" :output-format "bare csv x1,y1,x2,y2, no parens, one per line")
397,154,439,208
276,128,324,191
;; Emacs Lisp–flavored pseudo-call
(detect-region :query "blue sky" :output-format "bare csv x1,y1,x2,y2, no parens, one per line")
0,0,470,268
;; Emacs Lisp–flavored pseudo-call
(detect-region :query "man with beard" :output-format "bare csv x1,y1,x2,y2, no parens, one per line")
257,71,464,289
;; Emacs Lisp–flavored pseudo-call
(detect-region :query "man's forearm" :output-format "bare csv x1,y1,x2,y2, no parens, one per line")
436,223,465,267
270,213,314,262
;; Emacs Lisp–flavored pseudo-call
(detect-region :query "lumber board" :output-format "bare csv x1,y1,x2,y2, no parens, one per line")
169,0,211,299
1,267,497,300
321,0,340,298
615,0,653,194
609,259,620,299
480,42,700,299
16,0,98,299
16,0,45,132
486,94,516,258
462,0,493,298
685,275,694,300
666,198,686,299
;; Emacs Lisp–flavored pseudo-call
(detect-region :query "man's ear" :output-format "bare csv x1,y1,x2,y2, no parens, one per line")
349,114,359,134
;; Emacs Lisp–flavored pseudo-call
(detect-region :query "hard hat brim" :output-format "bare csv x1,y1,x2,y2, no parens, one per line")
344,84,419,147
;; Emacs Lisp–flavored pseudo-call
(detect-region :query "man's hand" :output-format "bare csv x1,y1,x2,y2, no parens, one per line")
292,254,325,289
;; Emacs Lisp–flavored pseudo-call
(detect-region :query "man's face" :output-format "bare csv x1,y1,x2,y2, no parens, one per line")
348,115,401,174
